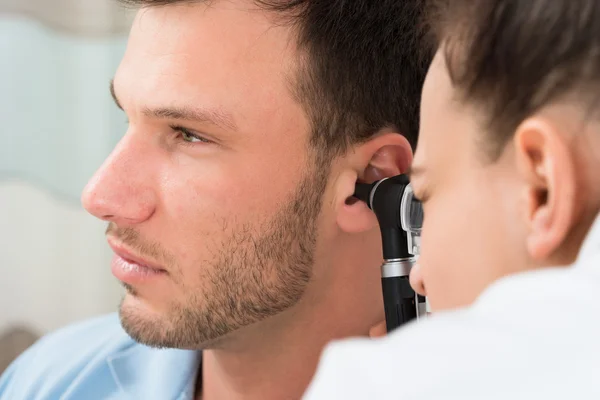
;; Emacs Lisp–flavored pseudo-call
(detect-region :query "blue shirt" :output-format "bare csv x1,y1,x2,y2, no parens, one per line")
0,314,202,400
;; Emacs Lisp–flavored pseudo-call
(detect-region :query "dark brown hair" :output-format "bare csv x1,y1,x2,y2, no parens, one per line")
118,0,431,163
428,0,600,160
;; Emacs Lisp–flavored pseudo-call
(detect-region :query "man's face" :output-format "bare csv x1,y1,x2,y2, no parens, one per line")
82,2,328,348
411,50,528,311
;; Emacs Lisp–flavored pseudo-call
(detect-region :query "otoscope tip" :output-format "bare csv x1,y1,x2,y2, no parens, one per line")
353,182,374,206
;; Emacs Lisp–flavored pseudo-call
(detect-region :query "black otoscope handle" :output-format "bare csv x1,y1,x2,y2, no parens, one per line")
354,176,427,332
381,259,418,332
382,276,417,332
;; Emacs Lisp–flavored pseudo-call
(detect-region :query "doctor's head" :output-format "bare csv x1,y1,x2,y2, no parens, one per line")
411,0,600,311
81,0,428,349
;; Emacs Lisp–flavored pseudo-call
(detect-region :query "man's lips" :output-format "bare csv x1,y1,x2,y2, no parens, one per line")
107,238,166,272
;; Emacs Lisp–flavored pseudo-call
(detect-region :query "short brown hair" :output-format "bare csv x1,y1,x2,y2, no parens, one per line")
118,0,431,163
428,0,600,160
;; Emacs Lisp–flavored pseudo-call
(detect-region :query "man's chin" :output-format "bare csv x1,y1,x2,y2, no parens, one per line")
117,295,231,350
118,285,174,319
122,282,138,297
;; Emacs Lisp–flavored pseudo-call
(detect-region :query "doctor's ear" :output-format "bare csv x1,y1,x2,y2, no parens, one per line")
515,117,582,263
336,133,413,234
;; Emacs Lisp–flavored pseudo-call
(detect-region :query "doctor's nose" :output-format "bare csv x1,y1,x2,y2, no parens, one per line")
81,136,156,226
409,263,427,297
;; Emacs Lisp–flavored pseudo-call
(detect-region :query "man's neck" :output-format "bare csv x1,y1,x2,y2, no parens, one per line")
200,332,322,400
197,238,384,400
197,308,369,400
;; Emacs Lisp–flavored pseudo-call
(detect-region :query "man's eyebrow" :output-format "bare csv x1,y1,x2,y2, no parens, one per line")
109,79,238,132
143,106,238,132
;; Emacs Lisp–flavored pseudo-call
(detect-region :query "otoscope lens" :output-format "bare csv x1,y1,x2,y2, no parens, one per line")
400,185,423,232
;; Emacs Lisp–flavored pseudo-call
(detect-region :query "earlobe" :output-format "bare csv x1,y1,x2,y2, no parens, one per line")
515,118,579,262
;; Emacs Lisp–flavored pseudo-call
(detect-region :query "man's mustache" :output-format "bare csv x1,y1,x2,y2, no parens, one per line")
105,223,175,266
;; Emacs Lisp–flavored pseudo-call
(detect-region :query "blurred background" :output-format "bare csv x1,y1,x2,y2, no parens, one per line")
0,0,134,371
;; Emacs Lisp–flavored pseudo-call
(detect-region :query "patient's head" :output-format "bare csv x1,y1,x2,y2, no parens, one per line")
411,0,600,311
81,0,428,349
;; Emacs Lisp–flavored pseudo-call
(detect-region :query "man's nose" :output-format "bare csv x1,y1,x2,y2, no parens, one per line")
81,136,156,225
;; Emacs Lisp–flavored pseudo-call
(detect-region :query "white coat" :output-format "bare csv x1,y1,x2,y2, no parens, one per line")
304,215,600,399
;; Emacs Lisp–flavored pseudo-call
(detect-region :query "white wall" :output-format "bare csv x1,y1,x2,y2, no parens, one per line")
0,182,122,335
0,10,131,336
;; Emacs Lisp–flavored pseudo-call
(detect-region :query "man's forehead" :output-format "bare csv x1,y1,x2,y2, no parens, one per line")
128,1,295,60
116,2,301,111
121,1,298,95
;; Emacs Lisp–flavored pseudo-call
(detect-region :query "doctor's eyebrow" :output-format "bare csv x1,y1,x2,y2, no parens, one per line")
110,79,123,110
407,165,425,180
109,79,239,133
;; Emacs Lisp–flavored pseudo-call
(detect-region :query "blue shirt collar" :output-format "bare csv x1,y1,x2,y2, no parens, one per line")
107,343,201,400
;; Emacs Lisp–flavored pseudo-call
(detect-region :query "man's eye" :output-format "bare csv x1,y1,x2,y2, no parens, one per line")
171,125,211,144
181,130,200,143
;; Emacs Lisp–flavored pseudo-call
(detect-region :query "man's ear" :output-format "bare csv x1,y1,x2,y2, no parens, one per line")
336,133,413,234
514,117,580,262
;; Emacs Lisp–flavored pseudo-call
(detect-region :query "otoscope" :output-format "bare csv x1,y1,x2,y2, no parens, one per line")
354,174,426,332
